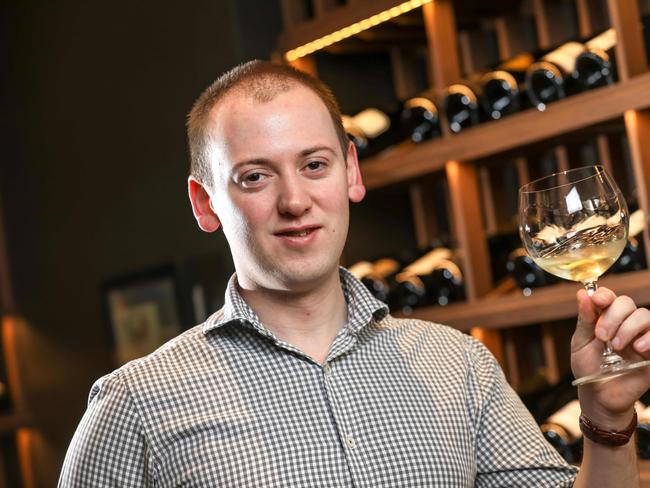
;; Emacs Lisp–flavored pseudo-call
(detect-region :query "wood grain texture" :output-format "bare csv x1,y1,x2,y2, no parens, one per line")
361,72,650,190
625,109,650,266
607,0,647,80
422,0,461,91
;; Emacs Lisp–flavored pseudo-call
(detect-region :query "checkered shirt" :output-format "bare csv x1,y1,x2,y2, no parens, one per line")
59,267,578,487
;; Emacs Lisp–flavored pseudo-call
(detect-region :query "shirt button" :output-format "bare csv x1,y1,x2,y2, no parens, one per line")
345,436,356,449
323,364,332,377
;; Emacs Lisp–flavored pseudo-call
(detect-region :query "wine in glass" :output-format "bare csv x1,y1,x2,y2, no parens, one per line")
518,165,650,386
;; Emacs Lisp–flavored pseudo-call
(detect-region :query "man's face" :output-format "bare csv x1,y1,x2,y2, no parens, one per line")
193,84,365,291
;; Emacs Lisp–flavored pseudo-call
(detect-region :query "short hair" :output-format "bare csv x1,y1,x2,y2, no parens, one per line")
187,60,349,188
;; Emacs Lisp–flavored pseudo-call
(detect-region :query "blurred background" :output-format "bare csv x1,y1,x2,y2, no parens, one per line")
3,0,650,485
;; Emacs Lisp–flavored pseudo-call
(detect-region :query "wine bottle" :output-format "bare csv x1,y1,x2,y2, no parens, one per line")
611,209,647,273
525,41,585,110
349,258,401,303
344,107,406,159
574,28,617,90
540,399,583,463
390,247,464,312
480,52,536,120
342,115,369,159
506,248,558,291
443,76,486,134
400,95,441,143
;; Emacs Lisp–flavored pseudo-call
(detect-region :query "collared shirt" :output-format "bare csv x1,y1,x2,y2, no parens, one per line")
59,267,578,487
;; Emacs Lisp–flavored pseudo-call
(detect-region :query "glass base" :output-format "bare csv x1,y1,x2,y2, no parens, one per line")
572,359,650,386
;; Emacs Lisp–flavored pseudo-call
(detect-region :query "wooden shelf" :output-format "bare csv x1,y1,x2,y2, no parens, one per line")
361,72,650,190
402,269,650,332
277,0,407,53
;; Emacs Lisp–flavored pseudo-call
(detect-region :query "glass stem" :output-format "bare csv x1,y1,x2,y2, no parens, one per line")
584,280,622,367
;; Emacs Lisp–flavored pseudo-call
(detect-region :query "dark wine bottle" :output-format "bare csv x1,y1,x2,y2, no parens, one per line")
480,52,536,120
342,116,369,159
539,399,583,464
400,95,441,143
443,76,486,134
349,258,401,303
574,28,617,90
506,248,558,290
342,107,406,159
389,248,464,312
525,41,585,110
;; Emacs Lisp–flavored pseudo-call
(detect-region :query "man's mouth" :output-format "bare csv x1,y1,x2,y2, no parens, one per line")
274,226,320,237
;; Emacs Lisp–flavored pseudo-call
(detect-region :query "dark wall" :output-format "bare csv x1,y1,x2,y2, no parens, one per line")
1,1,281,484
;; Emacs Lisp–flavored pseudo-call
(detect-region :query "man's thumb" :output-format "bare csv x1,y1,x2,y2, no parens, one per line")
573,289,599,351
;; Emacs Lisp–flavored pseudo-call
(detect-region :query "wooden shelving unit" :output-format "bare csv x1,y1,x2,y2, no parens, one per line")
361,71,650,190
276,0,650,386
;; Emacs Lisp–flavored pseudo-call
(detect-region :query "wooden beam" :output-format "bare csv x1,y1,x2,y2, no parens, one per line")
422,0,461,92
607,0,648,80
390,47,419,100
596,133,615,176
624,109,650,261
409,182,438,249
0,200,14,314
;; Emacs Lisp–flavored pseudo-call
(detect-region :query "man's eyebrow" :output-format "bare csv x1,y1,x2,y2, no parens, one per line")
232,146,337,171
299,145,337,157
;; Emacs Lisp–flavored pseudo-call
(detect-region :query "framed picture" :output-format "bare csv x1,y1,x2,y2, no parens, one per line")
102,266,184,365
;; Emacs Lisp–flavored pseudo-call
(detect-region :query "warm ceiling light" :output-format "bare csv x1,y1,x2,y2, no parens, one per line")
284,0,433,61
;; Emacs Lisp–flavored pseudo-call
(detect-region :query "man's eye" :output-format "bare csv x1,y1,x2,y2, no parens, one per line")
244,172,264,182
306,161,324,171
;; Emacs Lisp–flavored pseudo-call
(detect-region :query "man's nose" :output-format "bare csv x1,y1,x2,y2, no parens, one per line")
277,174,312,217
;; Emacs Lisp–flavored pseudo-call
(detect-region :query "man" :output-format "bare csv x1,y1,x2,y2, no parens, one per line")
60,60,650,486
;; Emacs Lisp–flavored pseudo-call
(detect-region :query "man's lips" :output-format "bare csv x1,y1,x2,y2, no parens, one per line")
273,225,321,237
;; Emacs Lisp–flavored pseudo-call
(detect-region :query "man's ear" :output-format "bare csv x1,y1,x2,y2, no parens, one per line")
188,176,221,233
345,141,366,203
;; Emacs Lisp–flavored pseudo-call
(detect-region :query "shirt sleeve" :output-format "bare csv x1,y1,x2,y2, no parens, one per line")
466,336,579,488
58,372,155,487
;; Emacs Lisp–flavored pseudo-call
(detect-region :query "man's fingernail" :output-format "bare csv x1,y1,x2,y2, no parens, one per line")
612,337,621,349
636,339,647,351
597,328,608,340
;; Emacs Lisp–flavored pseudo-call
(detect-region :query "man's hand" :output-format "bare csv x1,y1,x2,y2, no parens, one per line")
572,287,650,429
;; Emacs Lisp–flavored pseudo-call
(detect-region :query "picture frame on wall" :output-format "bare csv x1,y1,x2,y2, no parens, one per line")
102,266,184,366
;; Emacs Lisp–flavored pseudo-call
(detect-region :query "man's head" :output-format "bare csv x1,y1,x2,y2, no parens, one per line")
186,60,365,291
187,60,350,191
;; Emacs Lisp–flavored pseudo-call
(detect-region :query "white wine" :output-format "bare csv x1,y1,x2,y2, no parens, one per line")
532,223,627,283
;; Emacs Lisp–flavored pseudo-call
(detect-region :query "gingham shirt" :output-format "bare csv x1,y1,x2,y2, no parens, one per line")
60,267,578,487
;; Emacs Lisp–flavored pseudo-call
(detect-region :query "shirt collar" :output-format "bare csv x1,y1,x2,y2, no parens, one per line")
202,266,389,337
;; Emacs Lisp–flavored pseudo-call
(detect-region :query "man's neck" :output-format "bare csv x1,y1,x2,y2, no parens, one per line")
237,270,348,365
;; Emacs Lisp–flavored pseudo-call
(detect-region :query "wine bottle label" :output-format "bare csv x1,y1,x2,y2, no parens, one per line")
586,28,616,53
352,108,390,138
547,399,582,439
542,42,585,73
481,70,518,91
446,84,479,104
402,248,453,276
434,259,463,282
404,97,437,114
373,258,400,278
629,209,645,239
348,261,375,279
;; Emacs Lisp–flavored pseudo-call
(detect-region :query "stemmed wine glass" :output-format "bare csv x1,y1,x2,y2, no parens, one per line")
518,165,650,386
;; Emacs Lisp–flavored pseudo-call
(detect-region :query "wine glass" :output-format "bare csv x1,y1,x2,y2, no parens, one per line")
518,165,650,386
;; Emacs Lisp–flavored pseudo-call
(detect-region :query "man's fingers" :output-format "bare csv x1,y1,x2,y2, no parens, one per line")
610,307,650,351
596,295,636,341
573,287,618,351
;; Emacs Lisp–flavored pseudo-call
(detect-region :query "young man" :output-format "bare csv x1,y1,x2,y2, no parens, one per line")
60,60,650,486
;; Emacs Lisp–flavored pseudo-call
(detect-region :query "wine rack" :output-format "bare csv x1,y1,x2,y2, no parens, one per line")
276,0,650,393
